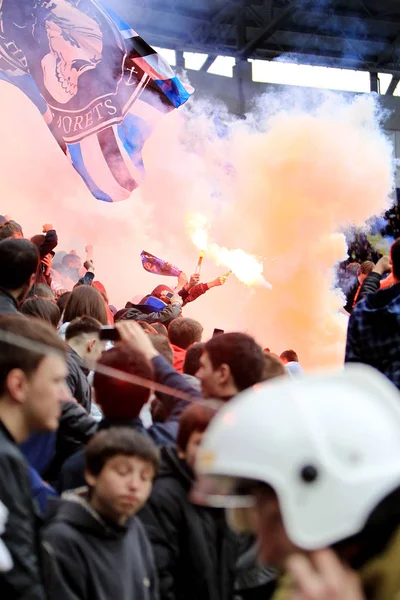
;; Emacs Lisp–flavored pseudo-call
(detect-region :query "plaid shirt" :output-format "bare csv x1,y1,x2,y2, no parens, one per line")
345,283,400,390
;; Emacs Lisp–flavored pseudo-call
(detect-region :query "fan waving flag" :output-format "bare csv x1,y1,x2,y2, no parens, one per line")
0,1,192,202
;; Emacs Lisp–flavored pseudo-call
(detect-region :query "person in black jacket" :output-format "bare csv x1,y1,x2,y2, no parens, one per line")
0,315,69,599
65,316,106,412
43,428,160,600
139,403,240,600
58,321,200,492
0,238,39,316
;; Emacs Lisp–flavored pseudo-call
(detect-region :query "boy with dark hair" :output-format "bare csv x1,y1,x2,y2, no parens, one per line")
0,315,68,599
196,333,265,400
0,238,39,315
168,318,203,373
139,403,240,600
43,428,160,600
65,316,106,412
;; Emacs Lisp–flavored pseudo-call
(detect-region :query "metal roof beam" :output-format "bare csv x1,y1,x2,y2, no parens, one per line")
375,29,400,66
237,1,300,59
200,55,217,71
385,76,400,95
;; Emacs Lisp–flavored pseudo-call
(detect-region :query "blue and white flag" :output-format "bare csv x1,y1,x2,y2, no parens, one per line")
0,1,192,202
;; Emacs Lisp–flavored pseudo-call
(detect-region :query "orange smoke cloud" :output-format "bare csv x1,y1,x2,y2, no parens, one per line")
0,83,394,369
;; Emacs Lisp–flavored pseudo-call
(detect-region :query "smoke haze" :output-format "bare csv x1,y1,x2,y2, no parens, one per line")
0,81,394,369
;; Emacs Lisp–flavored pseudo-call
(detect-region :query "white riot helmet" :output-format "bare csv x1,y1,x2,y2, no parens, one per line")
194,364,400,550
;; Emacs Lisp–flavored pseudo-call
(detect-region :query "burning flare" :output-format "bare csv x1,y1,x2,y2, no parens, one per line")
188,214,272,289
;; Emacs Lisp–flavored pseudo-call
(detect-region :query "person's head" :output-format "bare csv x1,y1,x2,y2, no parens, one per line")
63,285,108,325
196,333,264,399
30,234,45,247
94,344,154,420
168,318,203,350
183,342,205,377
85,427,160,523
151,322,168,337
136,321,158,335
194,365,400,569
391,237,400,282
32,283,55,301
0,315,69,442
262,353,287,381
358,261,374,284
0,239,39,302
150,284,174,302
0,221,23,241
21,297,61,328
56,291,71,316
65,316,106,369
150,334,173,364
346,262,360,278
177,403,216,470
280,350,299,365
62,253,82,270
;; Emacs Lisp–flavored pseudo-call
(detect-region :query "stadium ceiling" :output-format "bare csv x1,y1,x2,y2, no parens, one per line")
110,0,400,93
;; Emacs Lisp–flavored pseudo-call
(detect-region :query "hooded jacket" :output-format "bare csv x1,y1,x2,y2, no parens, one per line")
139,446,239,600
118,302,181,326
345,283,400,389
43,492,158,600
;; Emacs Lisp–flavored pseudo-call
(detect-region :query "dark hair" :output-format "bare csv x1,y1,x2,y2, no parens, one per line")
205,333,265,392
85,427,160,477
150,334,173,364
280,350,299,363
21,297,61,328
30,234,45,247
152,323,168,337
168,318,203,350
183,342,205,376
391,238,400,281
94,343,154,420
57,291,71,315
65,316,102,341
0,221,23,241
177,403,216,451
63,286,108,325
262,353,287,381
32,284,55,300
0,239,39,290
0,315,66,395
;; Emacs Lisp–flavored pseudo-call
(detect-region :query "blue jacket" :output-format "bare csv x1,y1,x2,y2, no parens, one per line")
345,283,400,389
58,355,202,492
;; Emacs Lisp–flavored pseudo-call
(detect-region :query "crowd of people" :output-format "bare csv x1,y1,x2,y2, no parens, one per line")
0,207,399,600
